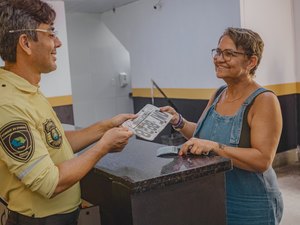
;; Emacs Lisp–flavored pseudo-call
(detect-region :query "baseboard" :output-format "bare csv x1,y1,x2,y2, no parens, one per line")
273,146,300,168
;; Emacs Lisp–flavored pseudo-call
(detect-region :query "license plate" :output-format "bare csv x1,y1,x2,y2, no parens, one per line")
122,104,172,141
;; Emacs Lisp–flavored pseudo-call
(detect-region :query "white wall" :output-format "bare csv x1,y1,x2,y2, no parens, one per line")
293,0,300,82
99,0,299,90
66,13,133,127
65,0,240,126
240,0,296,86
42,1,72,98
101,0,241,89
4,0,298,126
0,1,72,98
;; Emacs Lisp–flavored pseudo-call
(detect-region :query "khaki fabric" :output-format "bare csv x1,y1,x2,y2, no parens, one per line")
0,69,81,217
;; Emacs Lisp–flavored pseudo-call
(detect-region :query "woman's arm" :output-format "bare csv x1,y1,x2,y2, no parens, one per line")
180,92,282,173
160,89,219,140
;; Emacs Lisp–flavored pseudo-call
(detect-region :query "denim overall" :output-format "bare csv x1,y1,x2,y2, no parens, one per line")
194,87,283,225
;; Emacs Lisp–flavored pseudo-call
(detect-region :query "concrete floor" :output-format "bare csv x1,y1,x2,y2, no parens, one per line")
275,161,300,225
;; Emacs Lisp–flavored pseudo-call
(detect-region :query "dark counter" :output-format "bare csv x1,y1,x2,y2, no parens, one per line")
81,138,232,225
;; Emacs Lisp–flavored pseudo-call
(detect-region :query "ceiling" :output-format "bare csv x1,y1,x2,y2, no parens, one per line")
51,0,139,13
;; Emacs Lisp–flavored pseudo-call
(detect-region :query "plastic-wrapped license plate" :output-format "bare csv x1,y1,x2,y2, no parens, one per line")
122,104,172,141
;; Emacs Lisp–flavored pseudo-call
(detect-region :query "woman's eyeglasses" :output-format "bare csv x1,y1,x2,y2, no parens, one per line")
211,48,247,62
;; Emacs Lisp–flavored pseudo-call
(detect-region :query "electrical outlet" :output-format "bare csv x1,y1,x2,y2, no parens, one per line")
119,72,128,87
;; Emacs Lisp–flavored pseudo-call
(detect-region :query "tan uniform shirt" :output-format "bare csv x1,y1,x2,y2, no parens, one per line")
0,69,81,217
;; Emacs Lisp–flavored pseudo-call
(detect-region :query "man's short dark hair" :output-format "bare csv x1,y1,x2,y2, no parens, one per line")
0,0,56,62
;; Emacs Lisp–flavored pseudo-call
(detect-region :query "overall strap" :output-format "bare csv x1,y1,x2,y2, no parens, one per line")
212,84,227,105
229,87,272,146
193,85,227,137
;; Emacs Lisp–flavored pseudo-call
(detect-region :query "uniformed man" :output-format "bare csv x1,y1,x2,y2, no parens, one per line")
0,1,135,224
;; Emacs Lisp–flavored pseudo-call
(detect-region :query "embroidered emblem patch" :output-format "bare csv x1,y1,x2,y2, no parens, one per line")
43,119,62,148
0,121,34,162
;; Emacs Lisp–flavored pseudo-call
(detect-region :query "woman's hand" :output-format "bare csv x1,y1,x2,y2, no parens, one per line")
160,106,196,139
160,106,180,125
179,137,218,156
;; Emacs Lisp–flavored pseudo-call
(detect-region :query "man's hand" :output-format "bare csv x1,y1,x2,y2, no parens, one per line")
110,113,137,127
98,127,134,154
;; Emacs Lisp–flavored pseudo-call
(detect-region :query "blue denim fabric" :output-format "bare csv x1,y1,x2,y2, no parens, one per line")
194,87,283,225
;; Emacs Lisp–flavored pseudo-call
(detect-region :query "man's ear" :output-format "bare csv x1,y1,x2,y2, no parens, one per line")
18,34,32,55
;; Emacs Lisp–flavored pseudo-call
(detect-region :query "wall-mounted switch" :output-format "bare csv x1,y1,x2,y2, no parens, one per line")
119,72,129,87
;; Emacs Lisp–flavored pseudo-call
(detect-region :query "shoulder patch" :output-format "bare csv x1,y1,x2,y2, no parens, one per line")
43,119,62,149
0,121,34,162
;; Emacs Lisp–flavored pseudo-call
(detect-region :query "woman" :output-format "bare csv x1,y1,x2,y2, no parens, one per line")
161,27,283,225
